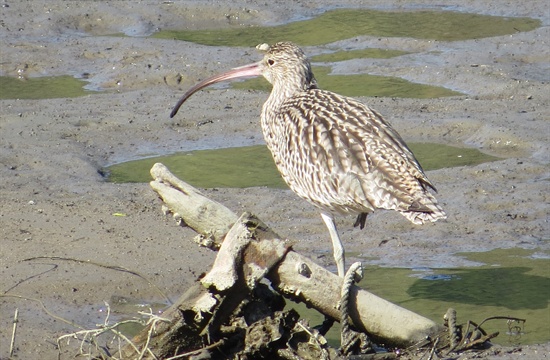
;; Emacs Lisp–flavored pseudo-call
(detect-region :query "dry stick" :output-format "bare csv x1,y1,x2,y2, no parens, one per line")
3,262,58,294
164,339,226,360
22,256,171,305
0,294,85,329
56,318,148,358
476,316,526,330
428,337,440,360
2,293,152,359
9,308,18,358
136,310,170,360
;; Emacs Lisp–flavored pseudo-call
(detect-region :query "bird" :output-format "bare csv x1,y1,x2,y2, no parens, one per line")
170,41,446,277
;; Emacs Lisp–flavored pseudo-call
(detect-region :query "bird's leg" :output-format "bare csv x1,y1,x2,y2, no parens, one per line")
321,213,346,277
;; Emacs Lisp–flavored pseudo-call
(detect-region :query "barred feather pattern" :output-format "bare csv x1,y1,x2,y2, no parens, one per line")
260,42,446,226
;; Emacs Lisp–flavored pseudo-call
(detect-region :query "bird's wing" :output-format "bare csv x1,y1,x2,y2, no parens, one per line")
272,89,436,213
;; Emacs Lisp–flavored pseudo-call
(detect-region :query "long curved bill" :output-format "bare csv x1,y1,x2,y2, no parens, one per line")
170,61,262,118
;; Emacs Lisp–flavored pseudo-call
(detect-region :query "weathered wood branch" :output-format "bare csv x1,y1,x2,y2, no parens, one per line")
150,163,237,248
154,164,441,334
120,211,292,359
121,163,445,358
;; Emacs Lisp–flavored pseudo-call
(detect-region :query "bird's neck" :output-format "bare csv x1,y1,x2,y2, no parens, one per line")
260,71,317,140
260,80,316,151
264,77,317,112
263,87,289,111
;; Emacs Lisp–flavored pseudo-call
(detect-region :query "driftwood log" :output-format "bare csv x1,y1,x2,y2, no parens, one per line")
119,163,445,358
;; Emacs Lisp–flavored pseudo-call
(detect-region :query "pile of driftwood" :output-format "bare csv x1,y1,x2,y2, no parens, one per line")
116,163,497,359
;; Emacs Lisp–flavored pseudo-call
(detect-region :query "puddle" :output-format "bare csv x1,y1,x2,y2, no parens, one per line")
232,66,463,98
107,145,286,187
106,143,500,186
152,9,540,46
292,248,550,347
0,75,94,100
151,9,540,100
95,295,170,338
108,295,168,315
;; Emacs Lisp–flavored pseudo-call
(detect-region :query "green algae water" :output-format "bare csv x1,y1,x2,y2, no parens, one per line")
292,248,550,347
0,75,92,100
152,9,540,99
152,9,540,47
232,66,462,98
106,143,500,185
371,250,550,346
108,145,285,187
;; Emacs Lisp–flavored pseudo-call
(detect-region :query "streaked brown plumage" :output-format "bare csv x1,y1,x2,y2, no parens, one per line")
171,42,446,277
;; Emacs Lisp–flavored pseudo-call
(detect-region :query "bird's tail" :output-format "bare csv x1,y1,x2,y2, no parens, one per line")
400,193,447,225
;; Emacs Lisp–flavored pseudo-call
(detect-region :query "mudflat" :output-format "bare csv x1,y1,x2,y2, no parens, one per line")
0,1,548,358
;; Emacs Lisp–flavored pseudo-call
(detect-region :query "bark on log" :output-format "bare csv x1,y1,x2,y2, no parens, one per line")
146,163,443,348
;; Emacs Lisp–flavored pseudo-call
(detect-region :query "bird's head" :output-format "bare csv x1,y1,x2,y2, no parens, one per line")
170,42,316,118
256,42,316,91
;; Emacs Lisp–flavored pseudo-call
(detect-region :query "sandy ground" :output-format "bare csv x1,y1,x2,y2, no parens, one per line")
0,0,548,359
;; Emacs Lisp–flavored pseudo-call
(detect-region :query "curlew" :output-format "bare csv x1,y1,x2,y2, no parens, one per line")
170,42,446,277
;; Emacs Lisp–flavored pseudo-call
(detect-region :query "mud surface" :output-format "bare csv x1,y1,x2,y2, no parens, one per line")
0,1,548,358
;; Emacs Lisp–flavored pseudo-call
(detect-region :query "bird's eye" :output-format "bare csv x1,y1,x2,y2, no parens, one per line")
267,59,275,66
